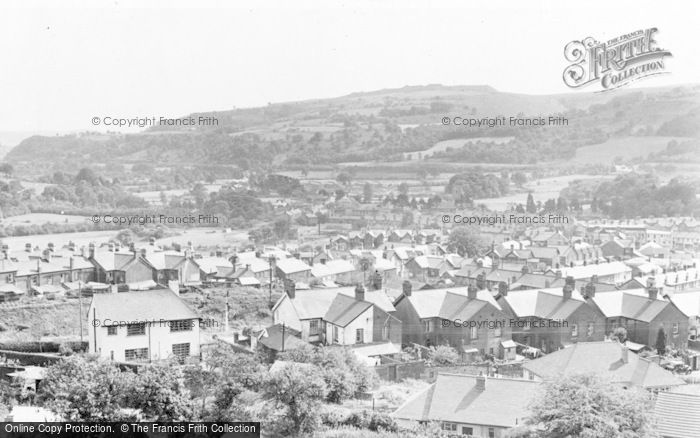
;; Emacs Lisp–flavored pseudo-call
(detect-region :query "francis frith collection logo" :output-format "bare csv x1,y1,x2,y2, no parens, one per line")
563,28,672,91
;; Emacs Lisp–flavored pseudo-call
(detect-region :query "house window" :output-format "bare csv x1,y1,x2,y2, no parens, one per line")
462,426,473,436
470,326,478,340
441,422,457,432
494,326,502,337
124,348,148,361
356,329,364,343
169,320,192,332
309,320,319,335
571,324,578,337
6,273,13,283
488,427,495,438
423,320,432,333
332,326,339,343
673,323,679,335
127,323,146,336
172,343,191,358
383,321,390,340
31,276,38,285
587,322,594,337
107,326,117,336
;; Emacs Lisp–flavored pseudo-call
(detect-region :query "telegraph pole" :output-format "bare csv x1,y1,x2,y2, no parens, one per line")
268,255,275,307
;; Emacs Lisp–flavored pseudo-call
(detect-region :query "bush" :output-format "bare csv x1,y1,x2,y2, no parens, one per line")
428,345,459,366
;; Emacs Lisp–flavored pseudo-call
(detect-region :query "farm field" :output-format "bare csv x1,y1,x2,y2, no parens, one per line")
474,174,611,211
403,136,514,160
571,136,690,164
1,213,89,226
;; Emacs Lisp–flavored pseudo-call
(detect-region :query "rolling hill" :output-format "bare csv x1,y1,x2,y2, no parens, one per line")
5,84,700,172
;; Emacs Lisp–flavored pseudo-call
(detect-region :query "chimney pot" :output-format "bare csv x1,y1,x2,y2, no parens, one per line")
467,284,478,300
620,344,629,363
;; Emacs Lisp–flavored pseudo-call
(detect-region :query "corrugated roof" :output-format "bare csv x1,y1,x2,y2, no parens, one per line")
654,392,700,438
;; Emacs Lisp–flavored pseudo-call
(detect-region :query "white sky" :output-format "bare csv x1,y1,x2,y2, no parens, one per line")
0,0,698,133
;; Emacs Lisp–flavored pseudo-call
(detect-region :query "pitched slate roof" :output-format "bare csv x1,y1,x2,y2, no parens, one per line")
273,286,395,320
552,261,631,280
310,259,355,278
393,374,538,427
397,286,501,320
258,324,307,351
411,255,445,270
91,251,137,271
654,392,700,438
591,288,682,322
275,257,311,274
90,289,198,322
501,287,587,320
324,294,372,327
522,341,685,388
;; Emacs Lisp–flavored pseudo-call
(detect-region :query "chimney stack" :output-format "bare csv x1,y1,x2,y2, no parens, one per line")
620,344,629,363
372,270,383,290
646,277,658,300
285,279,296,299
584,282,596,299
475,373,486,391
355,284,366,302
47,242,54,252
476,273,486,290
88,243,95,259
402,280,412,297
25,243,31,252
467,284,478,300
498,281,508,297
554,270,562,279
563,276,575,300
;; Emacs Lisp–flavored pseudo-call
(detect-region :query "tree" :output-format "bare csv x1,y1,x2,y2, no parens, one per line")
264,363,327,435
655,327,666,356
336,173,352,186
447,228,487,257
612,327,627,343
525,193,536,213
362,182,373,203
38,356,133,421
127,364,195,421
518,373,656,438
190,183,208,207
511,171,527,186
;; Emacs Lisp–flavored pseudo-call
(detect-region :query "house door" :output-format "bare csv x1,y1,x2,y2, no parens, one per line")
389,365,397,381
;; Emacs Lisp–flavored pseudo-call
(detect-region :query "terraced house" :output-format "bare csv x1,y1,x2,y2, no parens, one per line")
393,283,513,359
497,278,606,353
586,280,690,350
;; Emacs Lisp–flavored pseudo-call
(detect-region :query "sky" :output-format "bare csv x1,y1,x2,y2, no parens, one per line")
0,0,698,136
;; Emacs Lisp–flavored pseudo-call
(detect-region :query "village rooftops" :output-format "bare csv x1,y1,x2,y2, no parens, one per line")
522,341,685,389
393,373,538,427
89,289,198,323
549,261,631,280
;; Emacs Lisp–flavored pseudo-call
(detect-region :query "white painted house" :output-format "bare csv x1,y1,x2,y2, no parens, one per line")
87,289,201,363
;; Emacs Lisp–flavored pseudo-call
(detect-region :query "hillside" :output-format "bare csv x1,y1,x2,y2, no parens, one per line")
5,84,700,172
